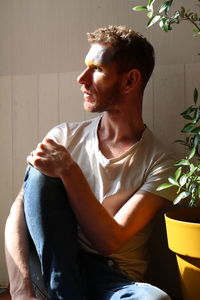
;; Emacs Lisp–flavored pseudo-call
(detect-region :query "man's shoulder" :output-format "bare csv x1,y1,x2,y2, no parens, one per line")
139,127,177,170
46,116,101,145
59,115,100,131
143,127,175,156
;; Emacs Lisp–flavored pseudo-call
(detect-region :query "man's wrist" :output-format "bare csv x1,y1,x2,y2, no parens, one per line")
59,159,77,179
11,282,36,300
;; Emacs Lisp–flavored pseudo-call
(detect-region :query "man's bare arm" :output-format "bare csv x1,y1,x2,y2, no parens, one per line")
27,138,169,255
5,187,38,300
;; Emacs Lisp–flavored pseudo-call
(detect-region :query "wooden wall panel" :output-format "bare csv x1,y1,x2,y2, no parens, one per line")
0,76,12,285
38,73,59,140
59,72,84,123
0,0,198,76
0,63,199,284
143,77,154,129
84,111,100,121
153,65,185,155
0,0,199,286
0,76,12,205
12,75,38,196
185,64,200,107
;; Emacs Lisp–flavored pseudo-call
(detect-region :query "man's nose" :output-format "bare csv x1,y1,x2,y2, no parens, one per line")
77,68,91,85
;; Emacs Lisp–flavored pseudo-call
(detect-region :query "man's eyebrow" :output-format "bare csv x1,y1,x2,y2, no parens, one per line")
85,59,102,67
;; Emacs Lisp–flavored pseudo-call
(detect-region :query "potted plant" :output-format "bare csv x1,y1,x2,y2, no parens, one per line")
132,1,200,299
157,89,200,300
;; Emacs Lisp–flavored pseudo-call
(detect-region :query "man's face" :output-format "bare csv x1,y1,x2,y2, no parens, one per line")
77,43,123,113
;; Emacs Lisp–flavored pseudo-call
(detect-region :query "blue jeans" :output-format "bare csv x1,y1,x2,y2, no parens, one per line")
24,166,171,300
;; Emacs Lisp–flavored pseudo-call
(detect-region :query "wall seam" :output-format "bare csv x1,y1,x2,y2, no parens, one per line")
37,74,40,143
58,72,60,124
11,75,14,201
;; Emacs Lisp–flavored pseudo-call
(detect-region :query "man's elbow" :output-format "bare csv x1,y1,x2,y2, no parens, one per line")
9,188,24,213
96,235,124,256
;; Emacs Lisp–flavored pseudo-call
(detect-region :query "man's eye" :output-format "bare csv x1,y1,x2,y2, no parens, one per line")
94,66,102,71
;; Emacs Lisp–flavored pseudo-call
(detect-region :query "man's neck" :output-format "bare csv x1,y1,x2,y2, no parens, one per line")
97,111,145,159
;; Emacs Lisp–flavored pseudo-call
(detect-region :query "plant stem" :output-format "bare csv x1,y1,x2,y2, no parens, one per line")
185,15,200,32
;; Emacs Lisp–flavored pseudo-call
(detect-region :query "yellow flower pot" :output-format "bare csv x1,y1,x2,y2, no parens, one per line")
165,207,200,300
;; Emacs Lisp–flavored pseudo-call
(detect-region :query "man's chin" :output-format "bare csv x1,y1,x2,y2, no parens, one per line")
83,100,97,112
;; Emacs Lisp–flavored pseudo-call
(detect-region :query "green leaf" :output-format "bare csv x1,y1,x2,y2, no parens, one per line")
189,163,197,174
159,0,173,15
148,0,156,6
193,28,200,35
174,167,182,181
181,106,195,118
191,126,200,134
187,12,194,18
147,9,153,18
179,174,188,187
158,4,167,14
173,191,190,205
175,139,187,146
147,15,161,27
168,177,179,186
159,17,170,31
193,109,199,123
194,88,198,104
175,159,190,166
191,13,198,22
194,135,200,147
172,10,180,20
189,183,197,194
156,182,173,191
179,6,186,18
160,17,171,31
188,147,196,159
181,123,195,133
133,6,148,12
159,19,164,29
182,115,193,121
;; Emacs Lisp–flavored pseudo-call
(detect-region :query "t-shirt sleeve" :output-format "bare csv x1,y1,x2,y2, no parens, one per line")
43,123,68,146
140,155,177,202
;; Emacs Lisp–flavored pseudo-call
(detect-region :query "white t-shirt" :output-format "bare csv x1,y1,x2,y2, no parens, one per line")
46,116,176,281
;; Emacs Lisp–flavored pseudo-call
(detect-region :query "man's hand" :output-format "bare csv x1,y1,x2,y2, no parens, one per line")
27,138,74,178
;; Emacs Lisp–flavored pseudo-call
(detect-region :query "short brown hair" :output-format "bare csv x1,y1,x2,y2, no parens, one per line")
87,25,155,89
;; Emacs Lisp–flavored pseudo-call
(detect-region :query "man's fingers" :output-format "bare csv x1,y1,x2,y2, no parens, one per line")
27,154,46,169
44,138,57,145
27,154,34,167
44,138,64,150
27,151,41,166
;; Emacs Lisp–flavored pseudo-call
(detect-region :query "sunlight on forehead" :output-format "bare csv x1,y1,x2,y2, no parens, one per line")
85,44,114,66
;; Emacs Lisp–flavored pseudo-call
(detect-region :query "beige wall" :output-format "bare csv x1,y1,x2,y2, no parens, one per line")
0,0,200,285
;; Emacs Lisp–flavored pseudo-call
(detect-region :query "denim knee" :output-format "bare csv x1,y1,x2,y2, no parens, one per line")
132,283,172,300
24,165,62,186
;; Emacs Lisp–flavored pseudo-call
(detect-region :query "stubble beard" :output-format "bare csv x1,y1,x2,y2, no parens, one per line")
84,81,122,114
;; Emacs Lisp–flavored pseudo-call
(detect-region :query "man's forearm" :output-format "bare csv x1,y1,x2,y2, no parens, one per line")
26,138,167,258
60,162,123,255
60,162,167,256
5,187,36,299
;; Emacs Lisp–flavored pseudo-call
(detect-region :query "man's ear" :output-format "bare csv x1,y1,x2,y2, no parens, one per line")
123,69,142,94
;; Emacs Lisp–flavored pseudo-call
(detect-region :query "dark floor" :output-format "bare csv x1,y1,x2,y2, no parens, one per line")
0,289,10,300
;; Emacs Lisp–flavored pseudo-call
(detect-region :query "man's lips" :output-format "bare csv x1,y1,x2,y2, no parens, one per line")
81,88,96,103
81,87,93,95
